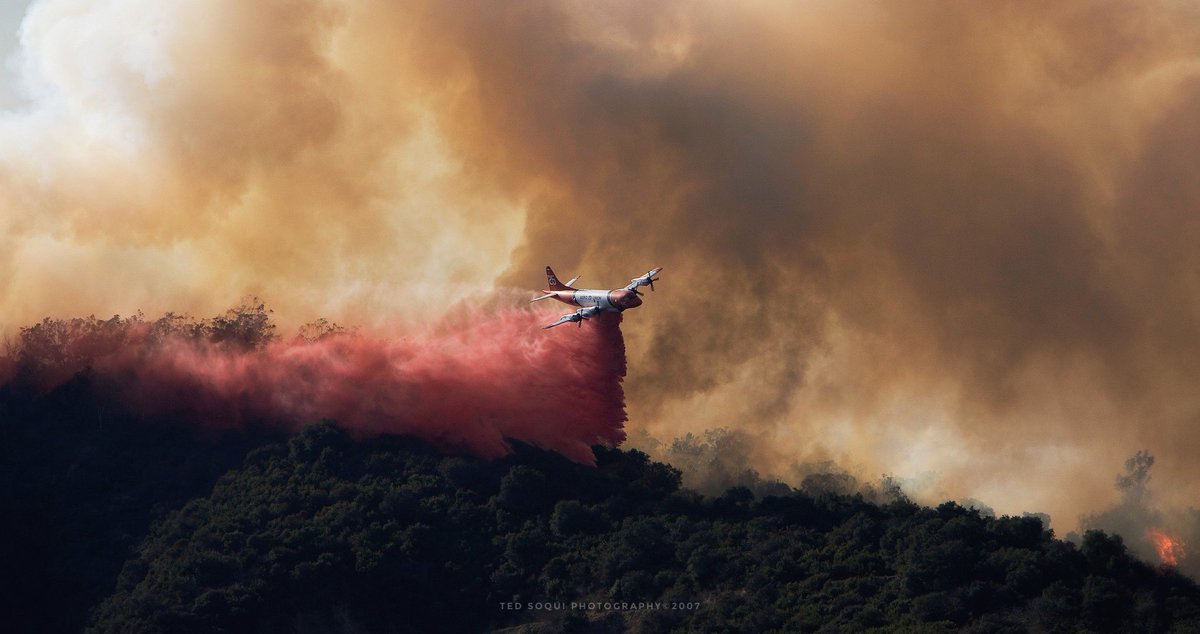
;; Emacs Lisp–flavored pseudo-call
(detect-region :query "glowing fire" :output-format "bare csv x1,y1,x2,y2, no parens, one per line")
1147,528,1186,567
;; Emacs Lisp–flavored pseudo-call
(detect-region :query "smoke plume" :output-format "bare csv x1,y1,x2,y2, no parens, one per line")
1081,451,1200,576
3,0,1200,528
1,305,628,464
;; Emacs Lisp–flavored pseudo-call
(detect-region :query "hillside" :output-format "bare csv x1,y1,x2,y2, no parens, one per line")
4,376,1200,632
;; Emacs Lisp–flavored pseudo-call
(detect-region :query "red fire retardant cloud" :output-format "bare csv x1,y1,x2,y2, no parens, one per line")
20,309,629,464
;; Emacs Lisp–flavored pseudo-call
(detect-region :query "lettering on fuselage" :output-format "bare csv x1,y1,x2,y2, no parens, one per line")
571,290,616,311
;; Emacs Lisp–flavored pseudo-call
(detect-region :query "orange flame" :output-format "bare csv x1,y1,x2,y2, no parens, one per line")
1147,528,1186,567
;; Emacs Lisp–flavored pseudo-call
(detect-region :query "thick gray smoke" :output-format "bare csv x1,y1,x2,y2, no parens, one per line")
3,1,1200,529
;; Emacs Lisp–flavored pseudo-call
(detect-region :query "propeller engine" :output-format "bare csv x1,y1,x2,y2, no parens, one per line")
543,306,602,329
627,267,663,295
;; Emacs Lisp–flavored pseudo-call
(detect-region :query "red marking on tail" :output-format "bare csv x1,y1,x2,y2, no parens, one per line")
546,265,574,291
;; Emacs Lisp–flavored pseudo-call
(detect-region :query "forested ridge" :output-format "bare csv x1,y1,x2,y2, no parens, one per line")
3,313,1200,632
6,407,1200,633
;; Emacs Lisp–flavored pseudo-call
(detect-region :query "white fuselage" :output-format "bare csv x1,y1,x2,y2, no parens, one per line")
571,289,618,311
545,287,642,312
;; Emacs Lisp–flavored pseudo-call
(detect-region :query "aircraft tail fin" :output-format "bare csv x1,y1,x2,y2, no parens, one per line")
545,265,575,291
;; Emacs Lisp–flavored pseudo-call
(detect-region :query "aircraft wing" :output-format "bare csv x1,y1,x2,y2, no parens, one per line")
542,315,576,329
542,306,602,329
625,267,663,292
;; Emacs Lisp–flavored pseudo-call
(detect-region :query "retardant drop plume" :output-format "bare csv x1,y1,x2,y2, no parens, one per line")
0,307,627,464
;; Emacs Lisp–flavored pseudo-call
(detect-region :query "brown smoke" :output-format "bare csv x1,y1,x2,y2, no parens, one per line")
3,0,1200,528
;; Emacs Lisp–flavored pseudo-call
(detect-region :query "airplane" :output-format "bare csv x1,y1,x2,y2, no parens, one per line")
533,265,662,328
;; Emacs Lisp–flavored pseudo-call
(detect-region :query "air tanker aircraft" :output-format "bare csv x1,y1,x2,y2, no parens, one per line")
533,265,663,329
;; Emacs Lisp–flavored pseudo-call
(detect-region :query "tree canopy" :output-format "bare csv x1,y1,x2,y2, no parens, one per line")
3,309,1199,632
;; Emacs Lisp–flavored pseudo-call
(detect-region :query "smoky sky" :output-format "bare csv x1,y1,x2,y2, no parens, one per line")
2,0,1200,527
